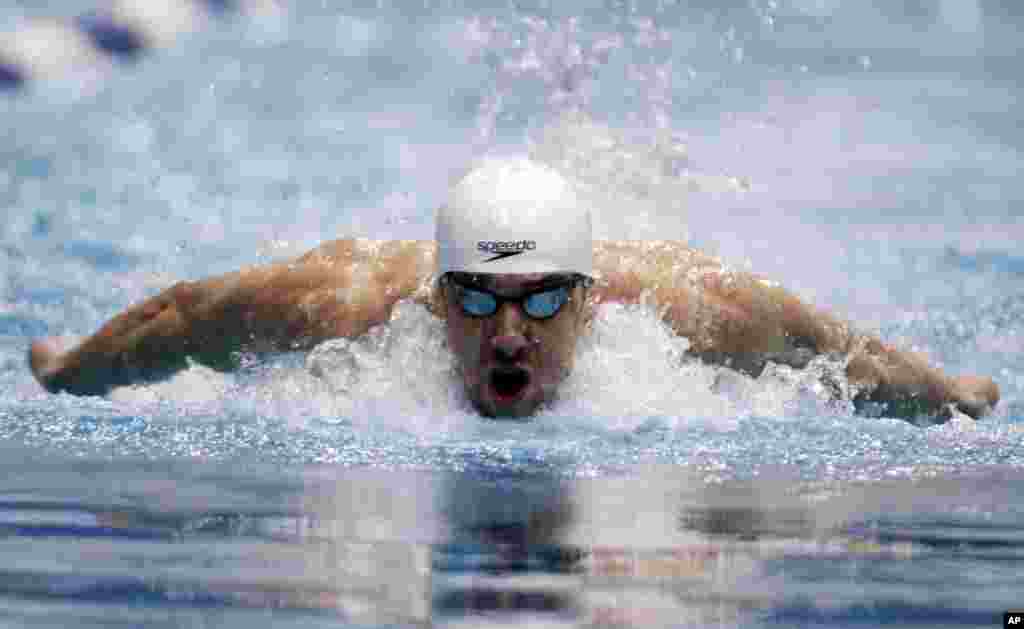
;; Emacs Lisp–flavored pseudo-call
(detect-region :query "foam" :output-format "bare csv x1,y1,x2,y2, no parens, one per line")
529,113,748,243
98,297,858,440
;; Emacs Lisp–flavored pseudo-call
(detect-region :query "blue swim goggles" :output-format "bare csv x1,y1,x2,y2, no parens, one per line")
443,273,592,320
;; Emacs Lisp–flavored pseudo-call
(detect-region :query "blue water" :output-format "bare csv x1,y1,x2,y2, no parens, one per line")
1,1,1023,626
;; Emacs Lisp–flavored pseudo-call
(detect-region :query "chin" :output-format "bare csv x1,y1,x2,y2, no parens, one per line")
473,393,542,419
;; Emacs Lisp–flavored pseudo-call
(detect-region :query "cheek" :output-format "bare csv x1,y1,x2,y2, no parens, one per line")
446,310,484,375
555,301,588,368
533,317,580,374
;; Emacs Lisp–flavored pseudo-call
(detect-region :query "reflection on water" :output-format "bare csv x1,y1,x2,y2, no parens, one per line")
1,461,1021,627
433,474,580,625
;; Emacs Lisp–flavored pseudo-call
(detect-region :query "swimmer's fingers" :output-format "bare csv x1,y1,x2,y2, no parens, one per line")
26,283,197,396
28,336,71,392
951,375,1000,419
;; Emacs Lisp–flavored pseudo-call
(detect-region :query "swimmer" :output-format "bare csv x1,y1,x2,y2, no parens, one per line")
28,157,999,421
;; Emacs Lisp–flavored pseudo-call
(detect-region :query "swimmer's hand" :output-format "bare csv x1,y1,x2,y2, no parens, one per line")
950,375,1000,419
28,336,71,393
28,332,192,396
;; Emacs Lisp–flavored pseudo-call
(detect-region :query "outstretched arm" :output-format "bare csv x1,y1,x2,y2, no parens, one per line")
691,270,998,420
593,241,999,420
29,239,435,395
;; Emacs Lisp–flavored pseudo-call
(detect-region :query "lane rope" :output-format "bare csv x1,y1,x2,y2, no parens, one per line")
1,0,280,92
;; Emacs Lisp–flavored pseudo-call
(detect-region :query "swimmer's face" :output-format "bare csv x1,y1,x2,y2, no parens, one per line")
442,272,590,418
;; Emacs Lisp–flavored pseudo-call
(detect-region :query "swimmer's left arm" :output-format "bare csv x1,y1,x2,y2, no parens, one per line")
594,240,999,420
675,270,1001,420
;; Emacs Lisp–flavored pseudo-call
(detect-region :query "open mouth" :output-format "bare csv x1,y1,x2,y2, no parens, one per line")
489,367,531,401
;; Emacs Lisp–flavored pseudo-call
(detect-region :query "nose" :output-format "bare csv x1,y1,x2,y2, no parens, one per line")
492,334,528,363
491,303,528,363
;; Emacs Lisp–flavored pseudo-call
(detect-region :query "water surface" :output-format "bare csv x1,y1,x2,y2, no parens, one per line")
1,0,1022,626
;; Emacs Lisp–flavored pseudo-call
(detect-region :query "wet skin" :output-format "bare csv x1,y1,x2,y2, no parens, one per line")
28,239,1000,421
442,273,589,418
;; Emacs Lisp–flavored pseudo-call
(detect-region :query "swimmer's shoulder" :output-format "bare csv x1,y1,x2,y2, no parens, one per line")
587,240,721,306
295,239,439,308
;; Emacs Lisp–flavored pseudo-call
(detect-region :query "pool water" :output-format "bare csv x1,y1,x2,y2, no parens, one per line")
1,1,1023,626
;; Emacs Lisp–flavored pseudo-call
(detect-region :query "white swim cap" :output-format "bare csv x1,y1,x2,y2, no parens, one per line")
437,156,592,276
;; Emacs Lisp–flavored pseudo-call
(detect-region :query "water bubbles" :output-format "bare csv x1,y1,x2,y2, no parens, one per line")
304,301,461,430
556,301,737,431
529,112,746,241
592,34,624,64
788,0,841,18
113,119,155,154
334,15,377,57
457,13,636,146
630,17,658,48
1,0,1019,483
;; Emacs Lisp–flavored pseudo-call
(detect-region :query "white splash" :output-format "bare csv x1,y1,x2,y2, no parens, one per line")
107,295,856,437
551,301,734,431
530,112,748,243
303,300,467,436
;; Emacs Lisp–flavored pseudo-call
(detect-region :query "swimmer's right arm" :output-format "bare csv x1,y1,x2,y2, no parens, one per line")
28,239,435,396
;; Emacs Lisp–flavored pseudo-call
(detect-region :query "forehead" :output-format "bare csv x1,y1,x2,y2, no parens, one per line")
450,272,571,291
